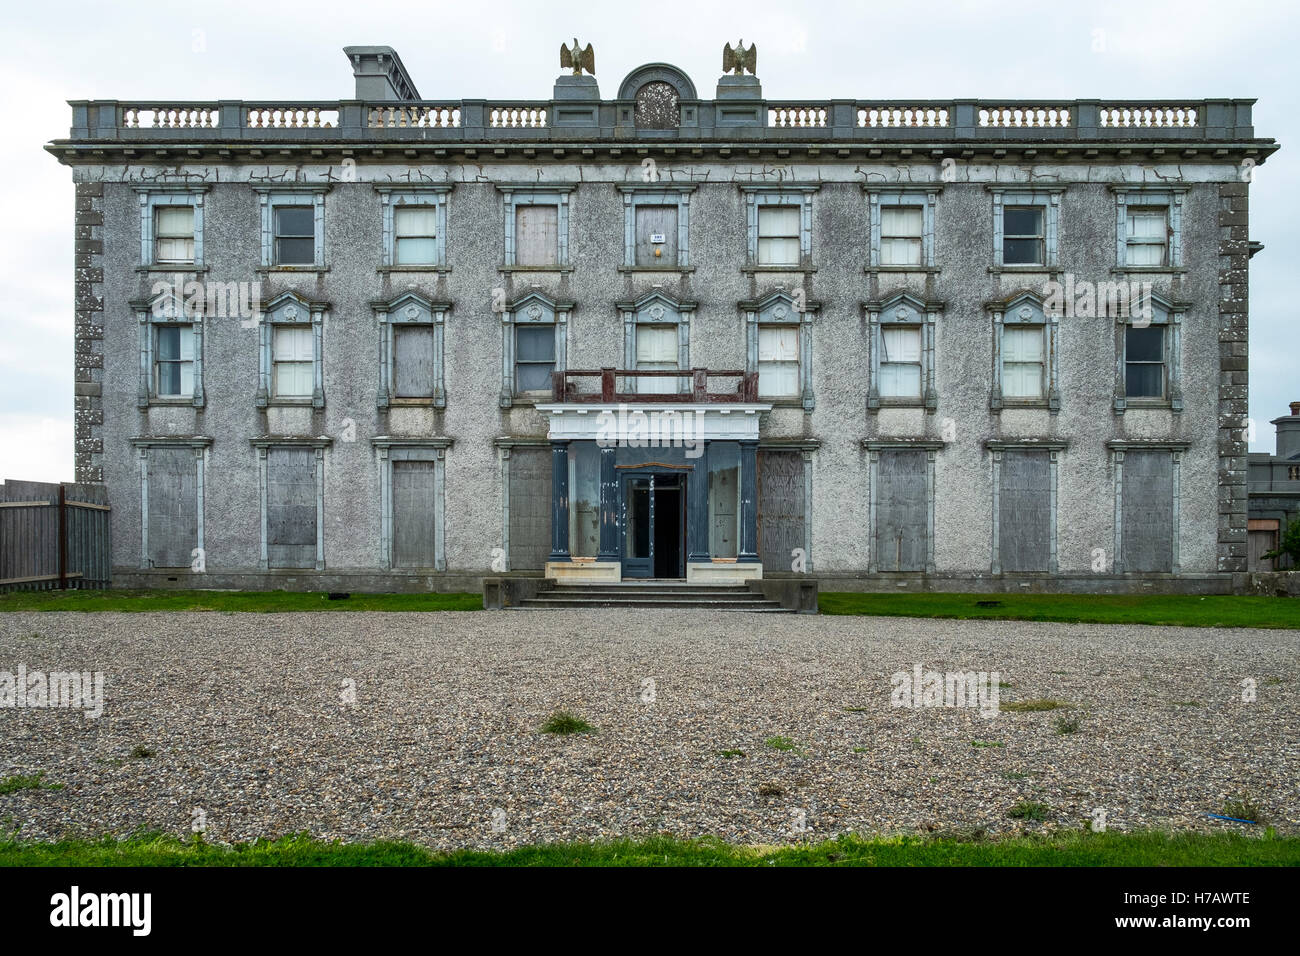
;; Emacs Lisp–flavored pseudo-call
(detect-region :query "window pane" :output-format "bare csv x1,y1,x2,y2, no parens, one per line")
515,361,554,393
155,206,194,236
275,237,315,265
394,237,436,264
881,206,922,237
157,362,181,396
274,326,312,361
757,236,800,265
880,363,921,398
759,362,799,397
1126,326,1164,362
156,236,195,262
1127,242,1165,266
1003,207,1043,236
636,326,678,364
758,205,800,237
156,325,180,361
515,325,555,362
274,362,313,397
275,206,314,237
882,326,921,362
758,326,798,361
1003,326,1043,362
394,206,436,237
1126,363,1164,398
881,237,922,266
179,361,194,396
1127,208,1166,240
1003,237,1043,265
1003,362,1043,398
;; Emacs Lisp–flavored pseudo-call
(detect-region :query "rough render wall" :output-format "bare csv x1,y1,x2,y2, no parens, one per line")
81,161,1244,578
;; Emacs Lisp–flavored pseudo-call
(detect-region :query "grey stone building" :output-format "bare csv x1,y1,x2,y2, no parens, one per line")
1248,402,1300,570
46,44,1278,593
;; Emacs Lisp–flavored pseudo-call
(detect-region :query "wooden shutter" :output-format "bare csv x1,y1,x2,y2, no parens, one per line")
876,450,927,571
393,326,436,398
392,460,436,568
999,450,1051,572
515,205,558,266
759,450,804,572
147,447,197,568
508,447,552,569
267,448,316,569
634,205,678,265
1122,449,1173,572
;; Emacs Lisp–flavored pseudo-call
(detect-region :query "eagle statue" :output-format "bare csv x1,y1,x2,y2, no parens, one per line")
723,40,757,76
560,39,595,76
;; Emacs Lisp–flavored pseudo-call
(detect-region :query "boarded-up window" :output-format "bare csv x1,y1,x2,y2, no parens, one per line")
1122,450,1173,573
515,205,558,266
999,450,1050,572
758,326,799,398
508,447,551,569
635,205,678,265
876,450,927,572
757,206,800,265
392,460,436,568
880,206,922,266
393,326,435,398
759,450,804,572
267,447,317,569
147,447,196,568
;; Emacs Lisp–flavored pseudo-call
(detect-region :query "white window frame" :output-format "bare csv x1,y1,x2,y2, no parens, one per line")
866,188,939,269
135,186,208,268
866,294,939,412
990,188,1063,269
741,185,818,270
744,291,817,411
376,185,452,269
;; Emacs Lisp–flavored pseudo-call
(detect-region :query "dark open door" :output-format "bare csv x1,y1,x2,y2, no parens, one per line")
621,473,685,579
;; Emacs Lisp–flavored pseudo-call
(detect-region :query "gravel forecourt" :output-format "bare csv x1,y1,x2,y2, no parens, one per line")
1,610,1296,848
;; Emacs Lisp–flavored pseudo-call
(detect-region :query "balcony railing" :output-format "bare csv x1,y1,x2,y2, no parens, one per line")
63,98,1260,145
552,368,759,404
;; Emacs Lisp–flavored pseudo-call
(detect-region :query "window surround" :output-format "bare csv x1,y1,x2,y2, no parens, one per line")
500,291,572,407
131,291,205,408
740,184,819,273
1107,440,1190,575
862,439,945,574
865,292,941,413
256,291,327,408
375,185,453,272
741,289,818,411
1112,291,1185,414
988,187,1063,270
372,292,451,409
616,184,696,271
864,186,941,271
254,186,329,272
251,437,330,571
617,291,694,393
1109,185,1186,272
987,291,1060,413
497,184,575,272
372,437,454,571
134,186,209,271
129,436,211,570
986,439,1067,575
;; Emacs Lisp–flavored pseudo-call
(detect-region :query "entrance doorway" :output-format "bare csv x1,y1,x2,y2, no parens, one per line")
621,473,685,578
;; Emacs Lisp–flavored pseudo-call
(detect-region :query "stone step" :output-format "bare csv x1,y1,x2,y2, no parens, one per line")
519,596,789,611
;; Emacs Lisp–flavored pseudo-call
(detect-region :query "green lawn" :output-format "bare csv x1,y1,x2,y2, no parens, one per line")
0,589,480,613
0,831,1293,867
819,592,1300,629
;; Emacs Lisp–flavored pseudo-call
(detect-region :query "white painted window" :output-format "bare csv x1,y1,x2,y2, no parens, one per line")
154,206,195,264
879,326,922,398
880,206,923,266
1126,206,1168,267
635,324,678,393
393,206,437,265
272,326,314,397
758,326,800,398
154,324,195,397
1002,325,1045,399
757,205,801,265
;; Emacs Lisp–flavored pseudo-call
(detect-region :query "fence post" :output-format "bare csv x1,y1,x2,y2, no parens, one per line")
57,484,68,589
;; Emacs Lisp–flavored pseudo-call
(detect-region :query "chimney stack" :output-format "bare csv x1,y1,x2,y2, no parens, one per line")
1273,402,1300,460
343,46,420,102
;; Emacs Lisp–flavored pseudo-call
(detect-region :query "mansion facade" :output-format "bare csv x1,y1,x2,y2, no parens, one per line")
47,45,1277,592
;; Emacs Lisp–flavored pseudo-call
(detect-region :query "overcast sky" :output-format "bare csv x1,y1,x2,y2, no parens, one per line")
1,0,1295,481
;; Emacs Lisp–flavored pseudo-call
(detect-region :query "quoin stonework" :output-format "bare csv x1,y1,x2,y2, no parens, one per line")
46,44,1277,594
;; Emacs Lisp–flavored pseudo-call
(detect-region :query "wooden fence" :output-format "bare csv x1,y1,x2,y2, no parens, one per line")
0,480,111,591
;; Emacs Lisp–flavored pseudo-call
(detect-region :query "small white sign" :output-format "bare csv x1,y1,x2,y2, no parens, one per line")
650,233,666,244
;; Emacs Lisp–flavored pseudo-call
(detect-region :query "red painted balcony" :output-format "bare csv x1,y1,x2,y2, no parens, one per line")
551,368,759,403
